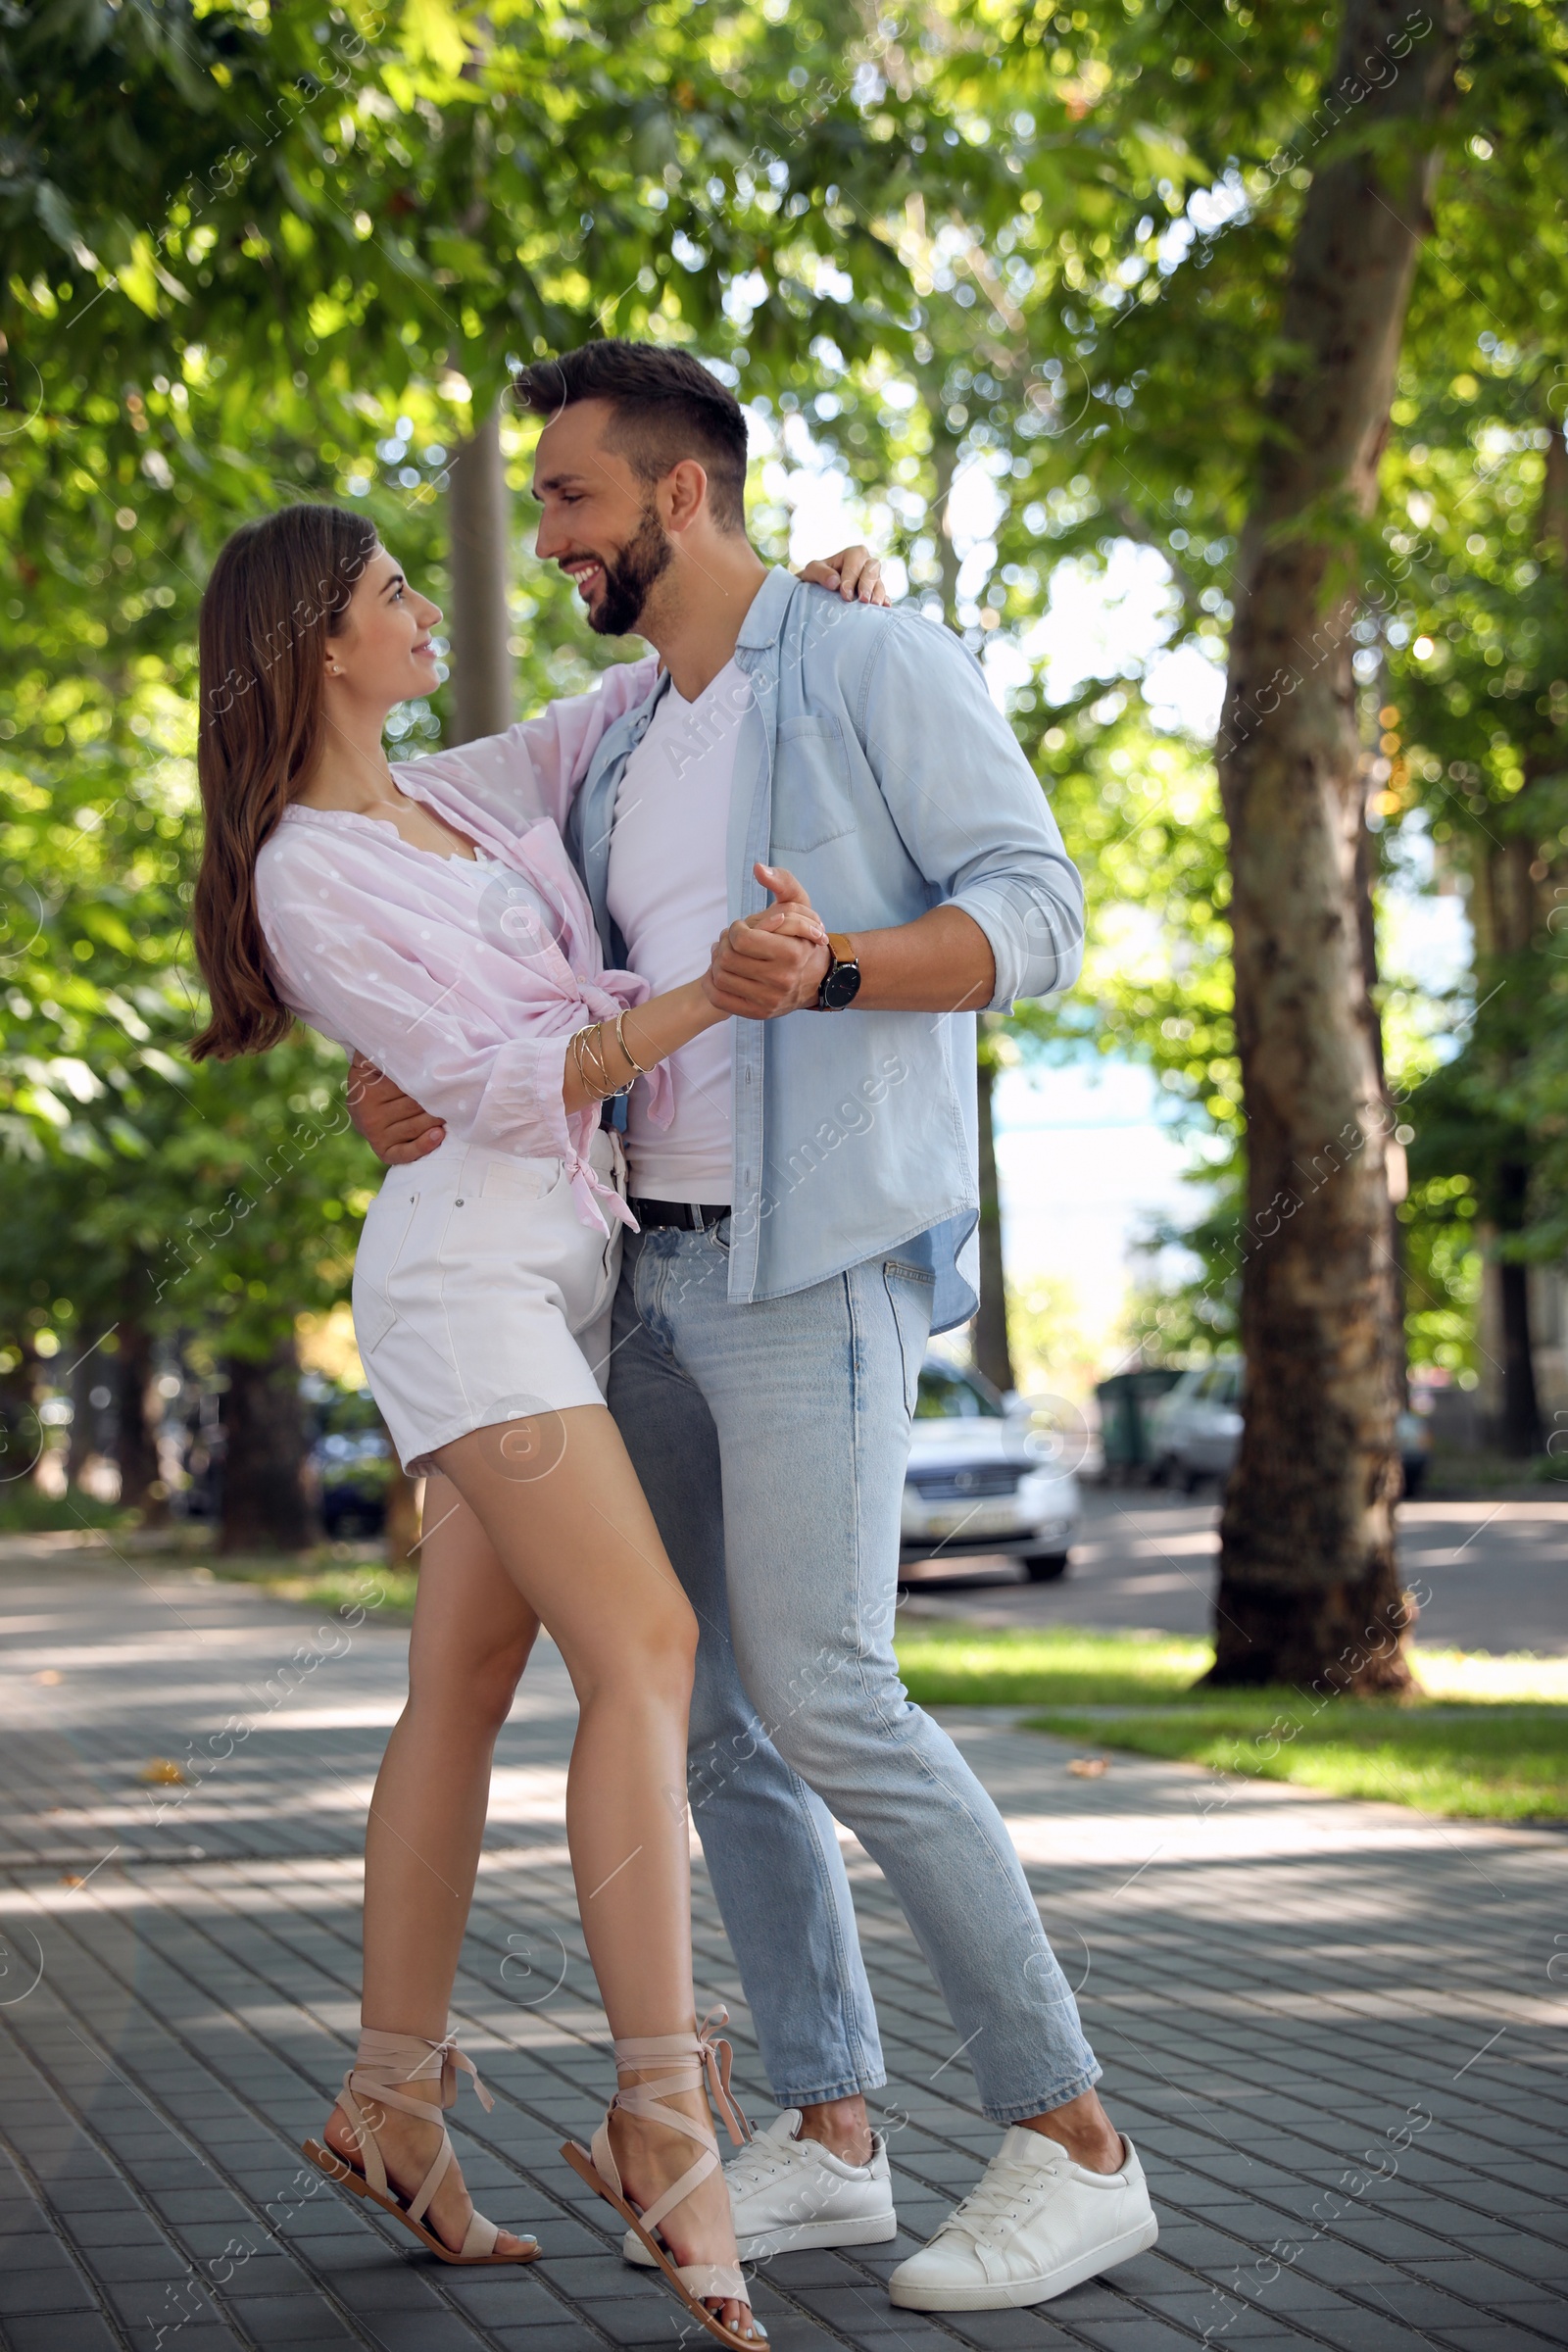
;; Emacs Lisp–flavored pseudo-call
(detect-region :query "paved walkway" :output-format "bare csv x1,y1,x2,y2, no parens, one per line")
0,1550,1563,2352
900,1494,1568,1654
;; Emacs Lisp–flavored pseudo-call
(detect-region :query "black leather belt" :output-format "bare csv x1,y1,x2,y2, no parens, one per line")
629,1198,731,1231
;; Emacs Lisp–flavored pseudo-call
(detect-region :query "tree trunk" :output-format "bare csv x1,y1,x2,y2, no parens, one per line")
1495,1162,1544,1457
447,407,514,744
1208,0,1462,1692
115,1315,167,1524
975,1041,1015,1393
65,1351,95,1486
220,1339,314,1553
383,1462,422,1569
1467,790,1548,1457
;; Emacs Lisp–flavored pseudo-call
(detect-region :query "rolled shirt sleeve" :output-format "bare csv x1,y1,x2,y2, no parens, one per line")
858,618,1085,1009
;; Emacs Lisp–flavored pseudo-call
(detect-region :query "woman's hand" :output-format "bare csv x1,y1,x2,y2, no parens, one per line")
703,863,831,1018
795,545,890,607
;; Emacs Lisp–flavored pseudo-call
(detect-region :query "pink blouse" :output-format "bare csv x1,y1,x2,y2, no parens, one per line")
255,657,664,1235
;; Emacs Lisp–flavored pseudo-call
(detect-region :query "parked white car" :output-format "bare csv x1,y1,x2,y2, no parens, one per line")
1147,1358,1432,1495
901,1358,1082,1584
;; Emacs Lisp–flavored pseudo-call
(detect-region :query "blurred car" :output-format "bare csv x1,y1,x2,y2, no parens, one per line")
1147,1359,1432,1496
314,1428,394,1538
901,1358,1082,1584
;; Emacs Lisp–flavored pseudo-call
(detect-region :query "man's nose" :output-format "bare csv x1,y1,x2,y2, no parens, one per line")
533,506,564,561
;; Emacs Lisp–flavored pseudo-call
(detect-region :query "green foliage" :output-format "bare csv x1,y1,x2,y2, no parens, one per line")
896,1622,1213,1707
1025,1700,1568,1822
6,0,1568,1427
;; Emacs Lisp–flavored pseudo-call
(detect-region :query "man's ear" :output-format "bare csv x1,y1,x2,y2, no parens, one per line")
662,458,710,537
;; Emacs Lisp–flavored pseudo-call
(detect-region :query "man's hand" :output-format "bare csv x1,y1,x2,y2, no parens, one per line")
704,863,831,1019
347,1051,446,1166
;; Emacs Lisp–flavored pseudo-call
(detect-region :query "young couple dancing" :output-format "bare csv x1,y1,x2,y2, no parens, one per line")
190,339,1157,2336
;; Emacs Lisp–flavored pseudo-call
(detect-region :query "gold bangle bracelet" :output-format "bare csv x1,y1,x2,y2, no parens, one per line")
614,1009,652,1079
573,1019,632,1102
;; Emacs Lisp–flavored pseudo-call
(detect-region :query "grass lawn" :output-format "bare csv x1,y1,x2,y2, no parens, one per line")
200,1549,419,1620
895,1621,1568,1823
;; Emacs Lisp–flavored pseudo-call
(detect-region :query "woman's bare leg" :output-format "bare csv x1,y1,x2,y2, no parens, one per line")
435,1406,755,2333
323,1474,538,2255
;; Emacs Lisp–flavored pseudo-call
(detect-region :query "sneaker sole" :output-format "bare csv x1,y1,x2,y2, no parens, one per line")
887,2216,1158,2310
625,2212,899,2267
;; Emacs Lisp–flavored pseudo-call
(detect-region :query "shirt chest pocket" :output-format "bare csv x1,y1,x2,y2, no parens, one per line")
770,715,857,855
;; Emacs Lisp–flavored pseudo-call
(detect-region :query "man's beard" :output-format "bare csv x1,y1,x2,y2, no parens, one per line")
585,501,673,636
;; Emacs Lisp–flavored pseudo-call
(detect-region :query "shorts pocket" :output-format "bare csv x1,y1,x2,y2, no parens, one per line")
352,1281,398,1358
478,1155,560,1204
353,1187,420,1359
883,1259,935,1421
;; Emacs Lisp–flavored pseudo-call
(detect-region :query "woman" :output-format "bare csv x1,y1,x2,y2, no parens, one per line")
190,504,883,2342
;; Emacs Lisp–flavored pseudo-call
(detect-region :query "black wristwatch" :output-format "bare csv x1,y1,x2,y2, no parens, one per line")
816,932,862,1010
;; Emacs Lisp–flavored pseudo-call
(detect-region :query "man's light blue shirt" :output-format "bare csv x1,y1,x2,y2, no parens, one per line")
565,568,1085,1333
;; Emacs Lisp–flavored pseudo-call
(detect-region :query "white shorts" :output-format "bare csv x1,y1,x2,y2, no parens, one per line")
351,1130,623,1475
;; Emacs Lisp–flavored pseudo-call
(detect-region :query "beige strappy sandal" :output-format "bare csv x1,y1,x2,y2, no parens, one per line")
562,2010,766,2347
302,2028,540,2266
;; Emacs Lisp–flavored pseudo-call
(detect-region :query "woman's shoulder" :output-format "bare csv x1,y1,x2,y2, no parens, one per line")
254,808,359,926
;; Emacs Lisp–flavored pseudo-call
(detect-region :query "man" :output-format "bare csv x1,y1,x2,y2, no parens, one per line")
352,340,1157,2312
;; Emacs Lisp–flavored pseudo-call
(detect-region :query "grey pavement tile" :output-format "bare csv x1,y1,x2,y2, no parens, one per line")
487,2333,606,2352
333,2324,493,2352
1066,2319,1222,2351
1425,2335,1559,2352
544,2304,686,2347
1490,2241,1568,2284
931,2313,1082,2350
0,2270,100,2317
1288,2312,1456,2350
440,2276,584,2324
0,2229,73,2269
215,2293,363,2341
530,2257,671,2302
78,2242,196,2283
0,2320,124,2352
1487,2308,1568,2344
755,2250,874,2288
1419,2256,1567,2306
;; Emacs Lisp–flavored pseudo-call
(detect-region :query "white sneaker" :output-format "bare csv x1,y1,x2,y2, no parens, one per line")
623,2107,897,2265
888,2128,1156,2310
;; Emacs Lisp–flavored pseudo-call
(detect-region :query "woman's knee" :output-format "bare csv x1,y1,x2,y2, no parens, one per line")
409,1626,534,1731
573,1592,697,1713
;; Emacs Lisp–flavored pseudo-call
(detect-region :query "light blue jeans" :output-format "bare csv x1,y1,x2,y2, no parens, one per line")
607,1221,1101,2126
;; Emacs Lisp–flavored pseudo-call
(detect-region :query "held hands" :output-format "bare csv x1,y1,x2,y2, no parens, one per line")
346,865,833,1167
703,863,832,1020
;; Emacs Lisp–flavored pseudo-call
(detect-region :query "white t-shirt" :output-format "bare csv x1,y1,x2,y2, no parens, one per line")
607,661,751,1200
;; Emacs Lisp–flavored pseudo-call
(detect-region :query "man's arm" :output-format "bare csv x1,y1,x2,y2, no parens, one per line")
346,880,824,1167
348,1051,446,1164
704,903,993,1019
706,614,1082,1021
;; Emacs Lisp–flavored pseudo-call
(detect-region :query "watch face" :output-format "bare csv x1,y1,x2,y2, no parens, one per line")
821,960,862,1008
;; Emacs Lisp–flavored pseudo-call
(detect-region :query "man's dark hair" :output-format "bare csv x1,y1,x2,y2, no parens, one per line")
514,339,749,533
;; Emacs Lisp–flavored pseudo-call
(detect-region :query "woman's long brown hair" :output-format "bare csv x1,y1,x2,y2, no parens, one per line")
190,504,378,1058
